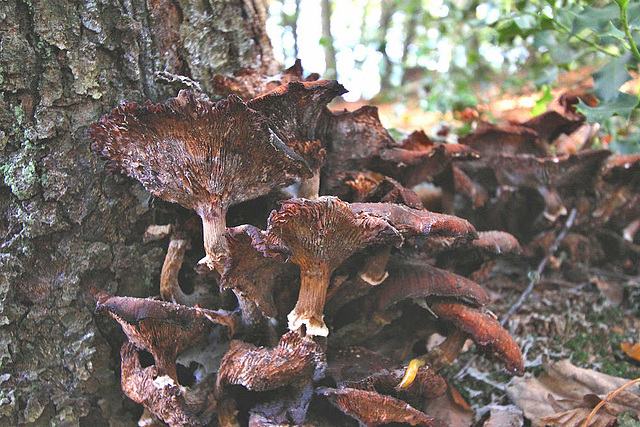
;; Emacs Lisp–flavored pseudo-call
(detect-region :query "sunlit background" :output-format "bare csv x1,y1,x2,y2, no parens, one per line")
266,0,534,104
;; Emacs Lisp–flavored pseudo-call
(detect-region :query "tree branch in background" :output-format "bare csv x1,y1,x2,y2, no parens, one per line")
321,0,337,79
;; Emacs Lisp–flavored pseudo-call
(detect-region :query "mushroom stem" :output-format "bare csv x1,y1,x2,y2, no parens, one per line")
160,237,189,303
298,173,321,200
424,329,467,371
153,351,179,384
197,203,228,273
288,264,332,337
358,246,392,286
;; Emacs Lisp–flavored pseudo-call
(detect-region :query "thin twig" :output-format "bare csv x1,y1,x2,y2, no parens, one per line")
455,208,578,380
583,377,640,427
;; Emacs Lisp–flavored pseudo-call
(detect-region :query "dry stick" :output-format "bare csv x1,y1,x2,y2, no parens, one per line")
582,377,640,427
454,208,578,380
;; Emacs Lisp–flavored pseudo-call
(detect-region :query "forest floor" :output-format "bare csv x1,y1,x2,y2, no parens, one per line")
330,73,640,425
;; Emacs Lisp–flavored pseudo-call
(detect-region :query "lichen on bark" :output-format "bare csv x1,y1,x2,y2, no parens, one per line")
0,0,275,424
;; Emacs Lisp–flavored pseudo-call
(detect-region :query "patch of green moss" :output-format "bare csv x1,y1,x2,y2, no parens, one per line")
13,105,23,126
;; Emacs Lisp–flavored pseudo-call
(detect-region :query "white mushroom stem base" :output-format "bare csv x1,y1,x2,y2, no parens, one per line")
288,266,331,337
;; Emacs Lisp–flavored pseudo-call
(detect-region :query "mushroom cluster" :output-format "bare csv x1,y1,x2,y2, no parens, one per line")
89,62,531,426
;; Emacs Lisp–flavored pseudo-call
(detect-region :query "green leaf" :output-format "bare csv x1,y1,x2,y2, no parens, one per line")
577,92,639,123
540,15,556,31
569,4,620,35
602,21,627,43
531,85,554,116
592,56,632,102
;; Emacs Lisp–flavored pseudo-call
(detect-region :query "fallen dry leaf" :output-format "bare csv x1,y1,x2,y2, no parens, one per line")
483,405,524,427
506,358,640,426
621,342,640,362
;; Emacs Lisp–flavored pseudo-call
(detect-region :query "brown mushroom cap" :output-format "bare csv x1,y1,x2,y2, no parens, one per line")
349,202,478,249
459,123,551,158
221,224,298,320
248,80,346,199
265,196,402,336
367,260,491,312
96,295,234,381
430,301,524,375
248,80,347,148
212,59,320,100
88,91,312,272
216,332,325,392
326,170,423,209
317,387,447,427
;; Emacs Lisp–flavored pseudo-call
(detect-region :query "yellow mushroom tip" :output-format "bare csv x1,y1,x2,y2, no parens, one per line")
397,359,426,389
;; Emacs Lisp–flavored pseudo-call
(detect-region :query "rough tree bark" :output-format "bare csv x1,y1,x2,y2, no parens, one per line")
0,0,276,424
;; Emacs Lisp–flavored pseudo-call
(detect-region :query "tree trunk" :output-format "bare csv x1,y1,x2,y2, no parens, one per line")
0,0,275,424
400,0,422,85
378,0,396,91
321,0,337,79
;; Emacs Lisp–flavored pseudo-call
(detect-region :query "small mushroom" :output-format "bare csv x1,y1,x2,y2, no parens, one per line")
120,342,215,427
221,224,299,342
89,91,312,272
265,196,402,336
248,80,347,199
95,293,235,382
430,301,524,375
490,149,611,222
326,170,423,209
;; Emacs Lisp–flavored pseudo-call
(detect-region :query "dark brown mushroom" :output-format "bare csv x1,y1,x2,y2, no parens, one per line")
430,301,524,375
459,122,551,158
265,196,402,336
221,224,299,341
349,202,478,250
88,91,312,272
95,293,235,382
211,59,320,100
317,387,447,427
326,170,423,209
248,80,347,199
216,331,325,392
365,260,491,313
120,342,215,427
490,149,611,222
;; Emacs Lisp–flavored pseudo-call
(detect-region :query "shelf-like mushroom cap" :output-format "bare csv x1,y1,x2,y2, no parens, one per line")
248,80,347,150
459,123,551,158
365,260,491,313
216,332,325,392
430,301,524,375
349,203,477,249
96,294,234,380
317,387,447,427
89,91,312,210
212,59,320,100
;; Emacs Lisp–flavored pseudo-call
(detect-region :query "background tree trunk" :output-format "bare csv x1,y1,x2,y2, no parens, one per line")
321,0,337,79
0,0,276,424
